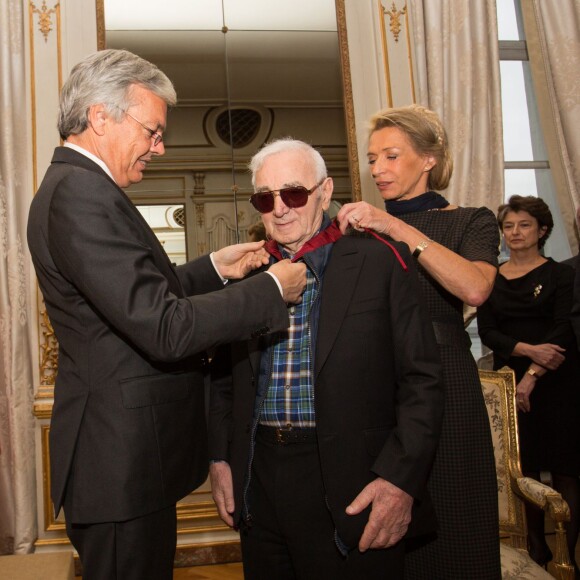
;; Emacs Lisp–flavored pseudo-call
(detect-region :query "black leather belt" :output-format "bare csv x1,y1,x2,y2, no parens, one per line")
257,424,317,445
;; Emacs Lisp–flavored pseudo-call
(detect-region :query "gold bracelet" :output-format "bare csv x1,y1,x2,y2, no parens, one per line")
413,240,431,259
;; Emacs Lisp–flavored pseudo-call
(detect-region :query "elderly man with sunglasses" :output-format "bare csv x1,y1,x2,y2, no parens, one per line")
209,138,444,579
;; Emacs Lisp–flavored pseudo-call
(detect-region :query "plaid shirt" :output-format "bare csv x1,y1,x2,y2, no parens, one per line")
259,265,318,428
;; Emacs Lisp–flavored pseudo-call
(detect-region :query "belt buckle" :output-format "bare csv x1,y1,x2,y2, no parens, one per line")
275,426,290,444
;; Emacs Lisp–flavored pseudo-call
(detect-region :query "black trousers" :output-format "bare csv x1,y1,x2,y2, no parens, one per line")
240,432,404,580
65,504,177,580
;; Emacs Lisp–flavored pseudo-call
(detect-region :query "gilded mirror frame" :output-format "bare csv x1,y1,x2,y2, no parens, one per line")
94,0,361,201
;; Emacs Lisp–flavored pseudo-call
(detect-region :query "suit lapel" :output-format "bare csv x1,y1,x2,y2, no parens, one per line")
54,147,183,294
315,239,363,378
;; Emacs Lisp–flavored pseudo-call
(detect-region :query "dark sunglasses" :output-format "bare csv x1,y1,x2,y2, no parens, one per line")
249,178,326,214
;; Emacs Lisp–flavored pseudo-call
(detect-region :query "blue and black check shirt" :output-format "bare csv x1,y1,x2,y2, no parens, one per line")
258,219,334,428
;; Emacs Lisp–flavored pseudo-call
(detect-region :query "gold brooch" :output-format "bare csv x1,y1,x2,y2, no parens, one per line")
533,284,543,298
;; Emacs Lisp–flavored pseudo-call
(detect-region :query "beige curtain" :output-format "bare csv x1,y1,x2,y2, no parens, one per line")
0,0,38,554
408,0,504,210
521,0,580,253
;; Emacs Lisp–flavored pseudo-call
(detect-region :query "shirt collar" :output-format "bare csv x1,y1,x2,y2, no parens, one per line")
64,142,116,183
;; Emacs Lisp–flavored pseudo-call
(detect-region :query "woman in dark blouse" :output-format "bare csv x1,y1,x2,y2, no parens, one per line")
478,195,580,573
337,105,500,579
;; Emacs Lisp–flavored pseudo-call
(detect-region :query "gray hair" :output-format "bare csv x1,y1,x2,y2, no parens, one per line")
248,138,327,188
58,49,177,140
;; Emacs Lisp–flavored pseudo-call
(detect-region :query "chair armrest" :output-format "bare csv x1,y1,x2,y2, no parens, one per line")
515,477,570,521
514,477,574,580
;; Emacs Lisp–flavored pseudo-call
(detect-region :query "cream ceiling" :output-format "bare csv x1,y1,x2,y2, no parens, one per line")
103,0,343,104
104,0,337,31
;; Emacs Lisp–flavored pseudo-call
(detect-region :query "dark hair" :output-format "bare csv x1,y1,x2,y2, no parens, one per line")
497,195,553,249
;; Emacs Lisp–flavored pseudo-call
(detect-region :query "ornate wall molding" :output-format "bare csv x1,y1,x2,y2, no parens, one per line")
95,0,105,50
30,1,60,42
378,0,415,107
39,308,58,386
382,1,407,43
28,0,62,192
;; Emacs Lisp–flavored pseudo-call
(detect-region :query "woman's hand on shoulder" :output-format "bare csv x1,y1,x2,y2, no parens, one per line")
337,201,496,306
337,201,394,235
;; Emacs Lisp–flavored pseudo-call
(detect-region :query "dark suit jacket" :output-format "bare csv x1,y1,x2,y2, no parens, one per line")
27,146,289,524
209,234,444,548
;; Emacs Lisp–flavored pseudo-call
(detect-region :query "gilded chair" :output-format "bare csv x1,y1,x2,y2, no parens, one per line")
479,367,574,580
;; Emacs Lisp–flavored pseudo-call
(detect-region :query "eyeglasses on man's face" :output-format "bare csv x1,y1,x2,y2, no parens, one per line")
249,178,326,214
124,111,163,147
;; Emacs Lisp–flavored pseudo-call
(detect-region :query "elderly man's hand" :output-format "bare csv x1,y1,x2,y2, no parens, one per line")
213,241,270,279
268,260,307,304
209,461,235,528
346,478,413,552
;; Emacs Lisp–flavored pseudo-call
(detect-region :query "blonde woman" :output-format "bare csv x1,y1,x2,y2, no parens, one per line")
337,105,500,579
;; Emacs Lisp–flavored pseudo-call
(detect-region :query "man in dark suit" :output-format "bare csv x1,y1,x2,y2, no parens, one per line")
209,139,444,579
27,49,306,580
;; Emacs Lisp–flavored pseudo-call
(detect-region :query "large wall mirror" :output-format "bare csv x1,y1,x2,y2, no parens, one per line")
96,0,359,263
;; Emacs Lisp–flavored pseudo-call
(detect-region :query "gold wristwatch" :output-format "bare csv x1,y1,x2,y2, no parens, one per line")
413,240,430,259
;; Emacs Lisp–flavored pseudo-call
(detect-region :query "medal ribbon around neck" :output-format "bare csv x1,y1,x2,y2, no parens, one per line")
265,218,408,271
